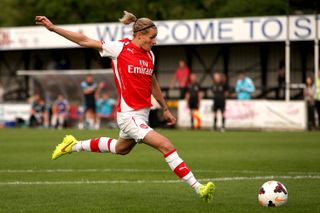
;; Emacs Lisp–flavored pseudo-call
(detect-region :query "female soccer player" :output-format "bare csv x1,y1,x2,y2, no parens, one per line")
35,11,214,201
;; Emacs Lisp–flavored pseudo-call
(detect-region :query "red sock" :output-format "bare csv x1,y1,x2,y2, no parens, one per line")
71,137,117,153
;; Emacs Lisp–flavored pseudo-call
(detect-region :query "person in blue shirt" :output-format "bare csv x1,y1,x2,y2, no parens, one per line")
235,71,255,100
96,92,116,129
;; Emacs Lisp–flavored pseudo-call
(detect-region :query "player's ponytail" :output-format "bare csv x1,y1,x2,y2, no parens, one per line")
119,11,156,36
119,11,137,25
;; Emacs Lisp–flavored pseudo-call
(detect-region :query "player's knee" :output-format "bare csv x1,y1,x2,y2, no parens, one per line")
116,147,131,155
117,150,130,155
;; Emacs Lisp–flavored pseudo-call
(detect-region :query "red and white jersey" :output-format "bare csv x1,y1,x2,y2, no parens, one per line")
100,38,154,112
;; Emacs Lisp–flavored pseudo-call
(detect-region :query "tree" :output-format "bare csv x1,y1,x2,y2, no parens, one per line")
215,0,288,18
0,0,313,27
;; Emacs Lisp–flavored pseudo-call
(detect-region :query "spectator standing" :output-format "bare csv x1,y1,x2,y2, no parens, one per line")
185,74,201,129
304,76,316,131
170,60,190,99
79,74,98,129
212,72,229,131
235,71,255,100
315,70,320,129
51,94,70,129
276,59,285,99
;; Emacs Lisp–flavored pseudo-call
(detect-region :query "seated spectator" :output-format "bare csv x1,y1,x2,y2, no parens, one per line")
51,94,70,129
29,94,45,127
235,71,255,100
96,92,116,129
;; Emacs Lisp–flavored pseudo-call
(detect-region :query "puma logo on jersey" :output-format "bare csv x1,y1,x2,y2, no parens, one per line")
126,48,134,54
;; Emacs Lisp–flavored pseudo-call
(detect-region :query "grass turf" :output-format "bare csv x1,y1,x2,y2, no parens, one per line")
0,129,319,212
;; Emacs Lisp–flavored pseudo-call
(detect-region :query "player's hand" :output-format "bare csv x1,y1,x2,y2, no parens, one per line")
35,16,55,31
163,109,176,126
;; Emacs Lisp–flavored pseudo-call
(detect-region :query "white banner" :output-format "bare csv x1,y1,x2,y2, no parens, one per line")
0,15,319,50
0,104,31,122
178,100,307,130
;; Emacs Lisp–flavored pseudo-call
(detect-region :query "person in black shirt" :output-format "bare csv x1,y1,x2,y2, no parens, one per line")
212,72,229,131
185,74,201,129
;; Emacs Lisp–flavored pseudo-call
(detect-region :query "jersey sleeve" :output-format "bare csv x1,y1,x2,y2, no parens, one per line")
99,41,124,59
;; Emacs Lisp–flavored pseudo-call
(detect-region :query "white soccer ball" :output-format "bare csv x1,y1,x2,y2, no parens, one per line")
258,180,288,207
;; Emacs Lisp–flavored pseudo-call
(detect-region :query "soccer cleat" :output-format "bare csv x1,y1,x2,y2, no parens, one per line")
198,182,215,202
51,135,77,160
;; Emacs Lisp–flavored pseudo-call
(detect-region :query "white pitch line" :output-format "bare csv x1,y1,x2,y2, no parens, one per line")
0,175,320,186
0,169,168,173
0,169,319,175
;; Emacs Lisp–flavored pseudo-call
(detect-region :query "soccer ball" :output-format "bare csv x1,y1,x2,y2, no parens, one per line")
258,180,288,207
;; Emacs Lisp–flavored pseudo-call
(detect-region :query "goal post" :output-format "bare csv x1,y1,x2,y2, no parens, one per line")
17,69,116,104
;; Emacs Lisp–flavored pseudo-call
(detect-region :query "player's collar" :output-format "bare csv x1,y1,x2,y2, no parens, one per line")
129,41,149,53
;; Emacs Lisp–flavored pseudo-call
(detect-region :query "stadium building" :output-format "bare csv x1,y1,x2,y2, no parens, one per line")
0,14,319,130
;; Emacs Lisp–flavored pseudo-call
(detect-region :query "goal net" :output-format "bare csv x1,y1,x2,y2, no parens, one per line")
17,69,117,104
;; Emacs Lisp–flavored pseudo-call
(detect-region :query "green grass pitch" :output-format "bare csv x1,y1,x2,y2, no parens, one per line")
0,128,319,212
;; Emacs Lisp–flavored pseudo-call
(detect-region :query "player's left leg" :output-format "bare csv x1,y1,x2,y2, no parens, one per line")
71,136,135,154
52,134,136,160
143,130,215,201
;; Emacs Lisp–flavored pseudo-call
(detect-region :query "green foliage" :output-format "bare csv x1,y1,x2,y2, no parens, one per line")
0,0,310,27
216,0,288,17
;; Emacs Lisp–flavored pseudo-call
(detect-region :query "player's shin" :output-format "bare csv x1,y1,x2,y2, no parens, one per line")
164,149,201,193
71,137,117,153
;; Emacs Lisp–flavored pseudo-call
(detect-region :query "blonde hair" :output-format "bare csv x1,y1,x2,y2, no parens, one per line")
119,11,156,36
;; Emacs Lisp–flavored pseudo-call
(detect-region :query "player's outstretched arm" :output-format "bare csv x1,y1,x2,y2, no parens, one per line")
35,16,102,51
151,75,176,125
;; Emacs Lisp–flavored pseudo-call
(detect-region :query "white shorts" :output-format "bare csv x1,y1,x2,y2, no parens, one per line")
117,108,153,143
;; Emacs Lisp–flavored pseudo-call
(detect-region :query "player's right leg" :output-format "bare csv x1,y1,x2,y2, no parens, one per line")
51,135,136,160
143,130,215,202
